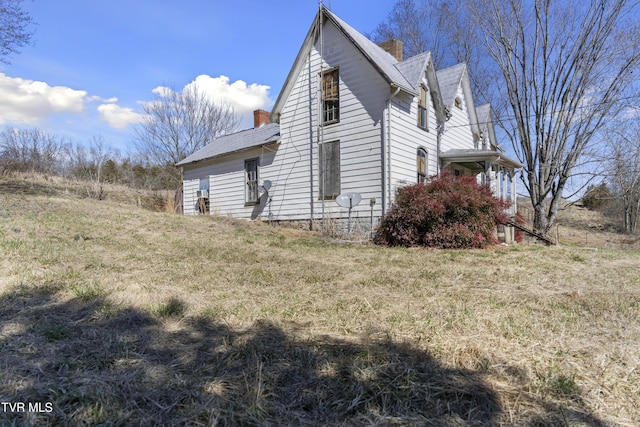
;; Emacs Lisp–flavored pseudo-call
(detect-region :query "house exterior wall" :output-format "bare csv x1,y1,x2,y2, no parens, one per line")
181,20,391,225
268,20,391,224
180,9,519,237
182,178,200,216
182,145,278,218
387,80,439,203
441,85,476,154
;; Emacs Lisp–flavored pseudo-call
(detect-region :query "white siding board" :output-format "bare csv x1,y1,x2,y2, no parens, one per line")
441,85,476,152
273,19,388,222
387,83,439,201
183,179,200,216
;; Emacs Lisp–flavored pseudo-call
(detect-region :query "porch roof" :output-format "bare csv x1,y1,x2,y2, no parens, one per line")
440,149,524,172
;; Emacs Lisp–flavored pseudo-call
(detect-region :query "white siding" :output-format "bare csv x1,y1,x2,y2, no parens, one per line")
273,20,389,222
387,78,438,206
183,179,200,216
183,146,278,219
441,85,476,153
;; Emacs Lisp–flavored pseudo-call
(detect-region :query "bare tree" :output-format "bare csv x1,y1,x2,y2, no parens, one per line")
375,0,640,233
605,124,640,234
462,0,640,233
134,84,239,183
0,0,34,64
0,127,67,175
65,136,115,182
370,0,478,70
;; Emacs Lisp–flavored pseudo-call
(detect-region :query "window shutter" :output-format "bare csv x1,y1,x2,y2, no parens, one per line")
319,141,340,199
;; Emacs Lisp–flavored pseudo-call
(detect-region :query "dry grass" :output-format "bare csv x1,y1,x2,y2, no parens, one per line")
1,175,639,426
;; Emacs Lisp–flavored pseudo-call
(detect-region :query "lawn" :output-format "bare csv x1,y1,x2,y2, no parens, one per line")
1,176,639,426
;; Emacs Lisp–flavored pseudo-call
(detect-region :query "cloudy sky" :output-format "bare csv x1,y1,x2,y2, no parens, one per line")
0,0,393,154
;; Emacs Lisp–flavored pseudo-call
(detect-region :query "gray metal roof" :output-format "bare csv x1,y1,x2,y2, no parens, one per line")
324,8,415,94
176,123,280,166
436,63,467,108
395,51,431,91
441,149,524,169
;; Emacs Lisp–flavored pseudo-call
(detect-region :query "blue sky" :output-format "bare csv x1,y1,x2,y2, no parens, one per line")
0,0,393,154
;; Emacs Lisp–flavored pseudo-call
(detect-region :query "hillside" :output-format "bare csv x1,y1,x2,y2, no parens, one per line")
1,176,639,426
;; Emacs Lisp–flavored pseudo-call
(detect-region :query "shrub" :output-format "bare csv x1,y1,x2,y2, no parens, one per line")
513,212,526,243
374,172,509,249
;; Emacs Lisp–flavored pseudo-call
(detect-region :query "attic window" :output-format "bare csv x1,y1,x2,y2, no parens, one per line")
454,96,463,109
321,68,340,125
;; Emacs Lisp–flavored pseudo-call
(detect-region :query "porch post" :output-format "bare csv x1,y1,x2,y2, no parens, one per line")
510,171,517,215
502,168,508,201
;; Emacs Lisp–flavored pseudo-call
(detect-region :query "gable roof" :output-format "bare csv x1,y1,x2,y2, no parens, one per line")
436,63,467,109
176,123,280,166
273,6,434,120
475,103,501,151
395,51,431,90
437,62,480,138
325,9,414,92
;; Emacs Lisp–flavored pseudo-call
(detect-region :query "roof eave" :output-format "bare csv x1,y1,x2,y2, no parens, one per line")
322,10,415,95
176,137,281,168
441,150,524,169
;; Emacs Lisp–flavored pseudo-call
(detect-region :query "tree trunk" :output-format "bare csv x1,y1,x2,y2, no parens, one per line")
532,200,549,234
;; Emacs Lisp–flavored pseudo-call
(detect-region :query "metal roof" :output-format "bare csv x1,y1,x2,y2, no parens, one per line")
176,123,280,166
441,149,524,170
436,63,467,108
395,51,431,91
324,8,415,94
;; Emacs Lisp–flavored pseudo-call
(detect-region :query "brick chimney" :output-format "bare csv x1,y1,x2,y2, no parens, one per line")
253,109,271,128
378,39,403,62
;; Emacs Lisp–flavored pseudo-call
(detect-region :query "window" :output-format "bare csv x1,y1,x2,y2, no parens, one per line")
197,178,210,214
321,69,339,125
245,159,259,204
319,140,340,199
417,148,428,183
418,85,429,130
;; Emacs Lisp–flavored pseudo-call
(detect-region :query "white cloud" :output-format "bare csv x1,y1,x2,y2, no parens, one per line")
186,74,271,115
97,101,146,129
0,73,87,125
151,86,173,98
148,75,272,129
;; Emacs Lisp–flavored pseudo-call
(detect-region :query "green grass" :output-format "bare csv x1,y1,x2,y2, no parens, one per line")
1,175,639,426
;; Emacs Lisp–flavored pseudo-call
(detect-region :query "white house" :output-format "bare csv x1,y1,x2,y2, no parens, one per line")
176,6,522,236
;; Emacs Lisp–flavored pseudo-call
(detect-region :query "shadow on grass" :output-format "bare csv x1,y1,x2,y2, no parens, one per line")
0,286,608,426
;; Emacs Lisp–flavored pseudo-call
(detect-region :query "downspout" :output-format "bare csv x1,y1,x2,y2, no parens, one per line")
436,109,451,175
436,121,444,175
382,86,401,216
308,48,315,229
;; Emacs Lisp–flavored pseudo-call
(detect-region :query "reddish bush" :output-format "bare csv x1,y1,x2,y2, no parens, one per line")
374,172,510,249
513,212,527,243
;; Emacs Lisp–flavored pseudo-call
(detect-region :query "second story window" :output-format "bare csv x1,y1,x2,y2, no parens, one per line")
418,85,429,130
322,68,339,125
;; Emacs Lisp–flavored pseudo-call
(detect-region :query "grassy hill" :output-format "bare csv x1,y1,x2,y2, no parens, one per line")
1,175,639,425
